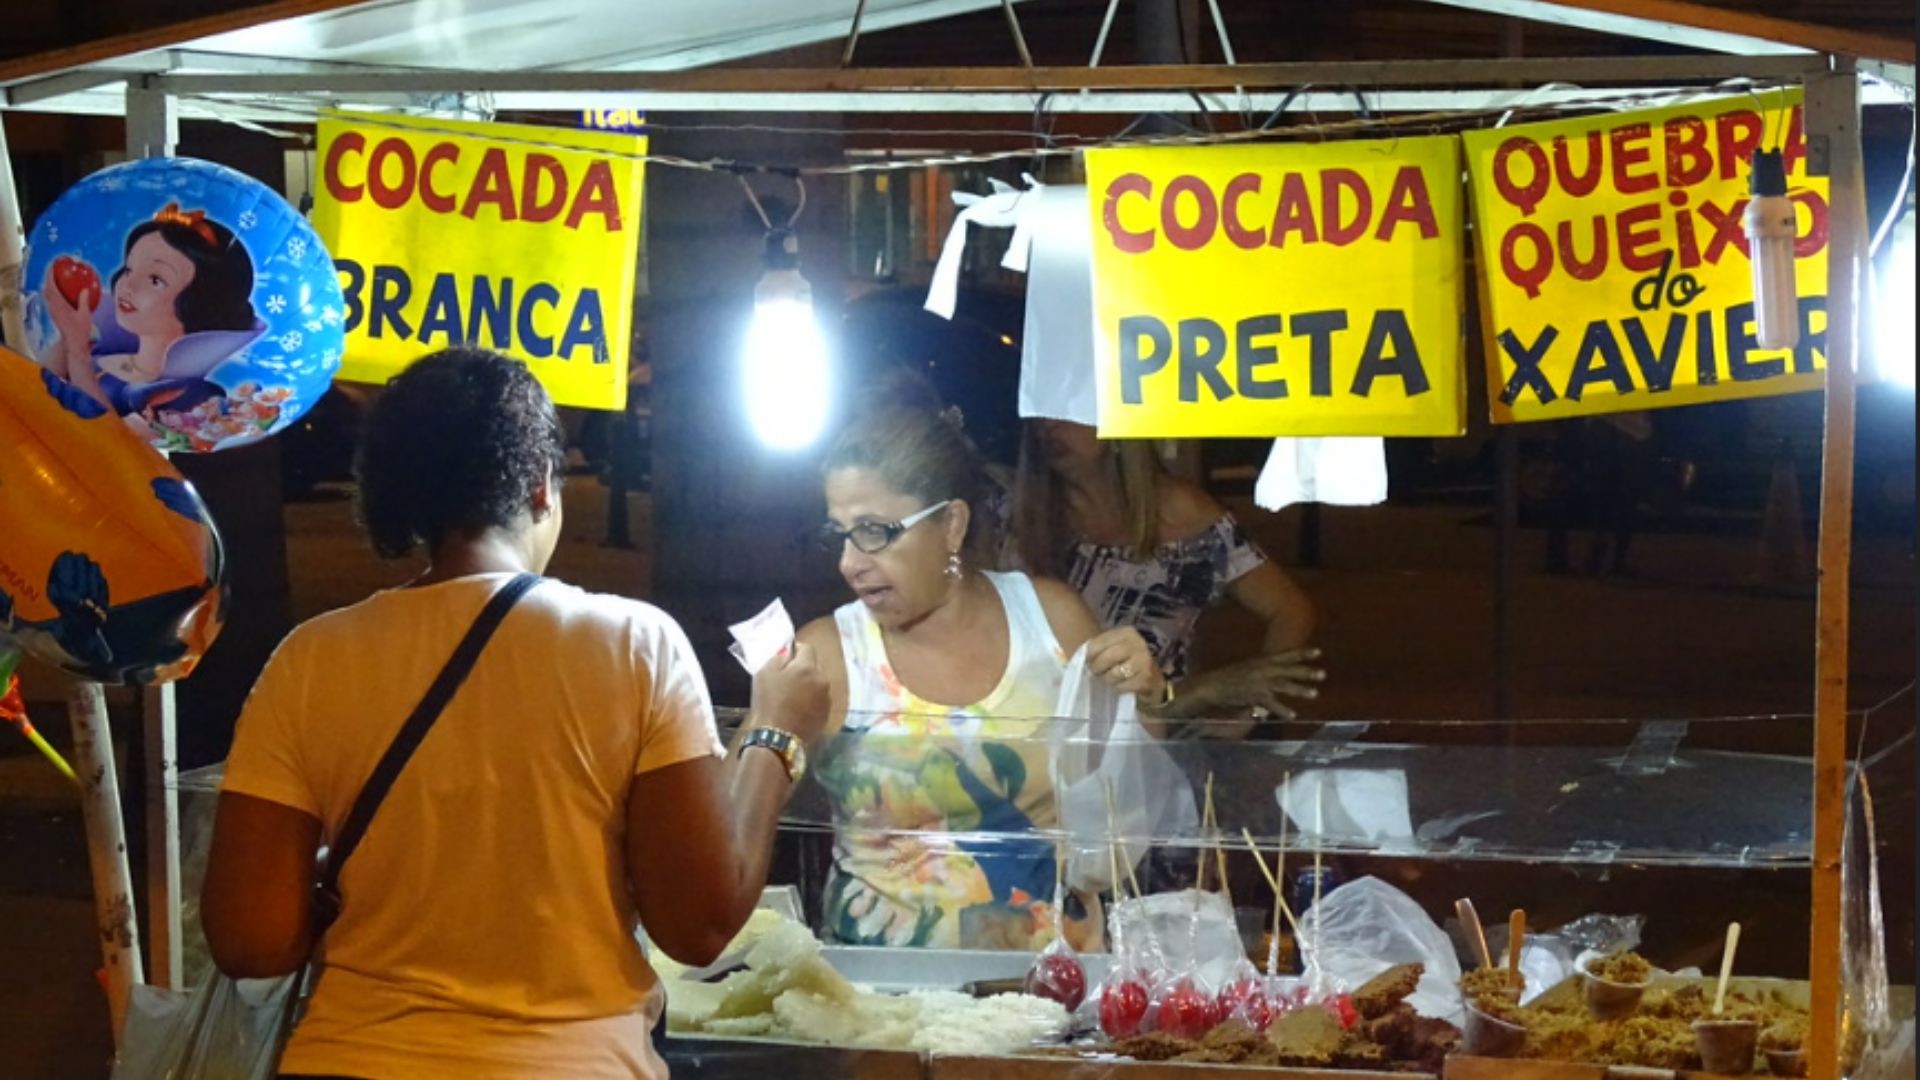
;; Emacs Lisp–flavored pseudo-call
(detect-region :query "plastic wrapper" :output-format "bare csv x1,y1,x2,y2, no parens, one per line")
1300,875,1463,1025
110,969,300,1080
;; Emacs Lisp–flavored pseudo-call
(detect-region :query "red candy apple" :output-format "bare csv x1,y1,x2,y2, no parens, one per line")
51,255,102,312
1098,977,1150,1039
1023,950,1087,1011
1154,977,1220,1041
1218,976,1279,1032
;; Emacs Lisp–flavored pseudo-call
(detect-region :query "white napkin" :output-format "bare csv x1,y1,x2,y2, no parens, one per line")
727,598,794,675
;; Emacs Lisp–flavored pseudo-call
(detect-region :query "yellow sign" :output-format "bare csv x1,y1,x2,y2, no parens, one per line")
1462,90,1828,424
313,112,645,410
1084,137,1466,438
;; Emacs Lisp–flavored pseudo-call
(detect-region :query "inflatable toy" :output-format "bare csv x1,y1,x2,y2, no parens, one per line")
20,156,344,453
0,343,228,684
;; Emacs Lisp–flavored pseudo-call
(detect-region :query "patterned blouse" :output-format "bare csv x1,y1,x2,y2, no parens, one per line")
1064,512,1268,680
819,571,1070,950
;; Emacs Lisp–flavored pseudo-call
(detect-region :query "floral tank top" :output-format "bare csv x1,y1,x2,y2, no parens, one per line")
821,571,1069,950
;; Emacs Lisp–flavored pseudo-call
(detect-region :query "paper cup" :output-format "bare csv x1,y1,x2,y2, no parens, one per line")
1693,1018,1759,1075
1463,1002,1527,1058
1762,1047,1808,1077
1582,970,1651,1020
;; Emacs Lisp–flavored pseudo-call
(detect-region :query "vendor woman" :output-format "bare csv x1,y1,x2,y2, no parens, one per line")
795,376,1166,952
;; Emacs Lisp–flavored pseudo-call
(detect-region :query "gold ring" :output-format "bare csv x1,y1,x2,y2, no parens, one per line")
1116,663,1136,680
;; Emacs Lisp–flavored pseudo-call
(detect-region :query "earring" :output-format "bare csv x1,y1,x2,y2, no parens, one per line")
946,551,964,580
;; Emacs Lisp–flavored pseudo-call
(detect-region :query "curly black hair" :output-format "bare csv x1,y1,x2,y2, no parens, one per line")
355,347,567,560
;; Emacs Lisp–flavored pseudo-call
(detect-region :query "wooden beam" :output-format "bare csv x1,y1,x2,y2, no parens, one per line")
1802,64,1864,1080
141,54,1827,98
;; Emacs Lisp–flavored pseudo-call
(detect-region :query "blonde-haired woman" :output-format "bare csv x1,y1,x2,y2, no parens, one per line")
1011,419,1322,736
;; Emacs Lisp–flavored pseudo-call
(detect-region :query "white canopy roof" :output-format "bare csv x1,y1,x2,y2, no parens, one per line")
0,0,1911,118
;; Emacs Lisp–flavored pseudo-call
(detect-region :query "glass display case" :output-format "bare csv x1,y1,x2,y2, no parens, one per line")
172,706,1909,1078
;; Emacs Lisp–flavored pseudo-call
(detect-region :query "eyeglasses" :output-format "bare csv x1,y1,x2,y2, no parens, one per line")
817,499,953,555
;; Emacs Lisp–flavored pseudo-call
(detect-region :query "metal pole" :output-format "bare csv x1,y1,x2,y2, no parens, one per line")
126,81,185,993
1802,60,1864,1080
1492,426,1517,721
67,682,144,1043
0,114,28,350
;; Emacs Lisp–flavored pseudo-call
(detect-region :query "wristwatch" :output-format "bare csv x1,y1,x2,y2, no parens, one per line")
740,726,807,784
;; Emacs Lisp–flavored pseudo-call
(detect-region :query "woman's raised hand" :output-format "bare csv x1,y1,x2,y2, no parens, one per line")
750,641,830,745
1084,626,1167,701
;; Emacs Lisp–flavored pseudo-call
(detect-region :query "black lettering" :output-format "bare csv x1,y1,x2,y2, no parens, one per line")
1118,316,1172,405
1565,321,1636,401
1724,302,1784,381
468,276,514,348
1621,313,1686,392
370,265,413,340
1497,327,1559,406
1349,310,1430,398
518,282,561,358
1178,318,1233,402
1290,311,1347,397
417,273,462,345
335,259,365,332
1791,296,1826,374
1234,314,1287,400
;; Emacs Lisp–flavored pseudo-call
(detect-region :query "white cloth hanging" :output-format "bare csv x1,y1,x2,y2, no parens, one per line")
1254,436,1390,512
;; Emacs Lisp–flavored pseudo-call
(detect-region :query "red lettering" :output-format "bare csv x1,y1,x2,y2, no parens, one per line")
1790,190,1829,257
1501,222,1553,298
1552,132,1605,198
323,132,367,203
1714,110,1764,181
366,138,417,211
419,143,459,213
1610,123,1657,195
1699,197,1749,262
1616,202,1665,272
1376,167,1438,241
1321,168,1371,246
462,148,519,222
1664,116,1713,187
1782,105,1807,176
1162,175,1217,251
1221,174,1265,249
520,154,569,223
1558,217,1609,281
1267,173,1318,248
1494,136,1550,216
1671,190,1704,269
564,161,623,232
1102,173,1156,254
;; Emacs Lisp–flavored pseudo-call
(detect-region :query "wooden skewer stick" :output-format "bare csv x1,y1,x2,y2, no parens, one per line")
1455,898,1493,970
1506,910,1527,992
1712,922,1743,1015
1197,773,1214,893
1101,777,1143,900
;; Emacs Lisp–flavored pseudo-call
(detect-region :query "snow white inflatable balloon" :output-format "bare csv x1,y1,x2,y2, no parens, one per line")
22,157,343,452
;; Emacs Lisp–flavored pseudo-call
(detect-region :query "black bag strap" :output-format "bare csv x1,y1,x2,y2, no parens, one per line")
317,572,540,897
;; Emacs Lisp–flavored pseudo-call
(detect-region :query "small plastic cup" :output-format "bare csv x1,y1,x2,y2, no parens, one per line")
1581,969,1651,1021
1693,1017,1759,1075
1462,1002,1527,1058
1761,1048,1808,1077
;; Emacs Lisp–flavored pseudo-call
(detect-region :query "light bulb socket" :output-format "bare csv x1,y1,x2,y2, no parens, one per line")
762,227,801,271
1748,149,1788,198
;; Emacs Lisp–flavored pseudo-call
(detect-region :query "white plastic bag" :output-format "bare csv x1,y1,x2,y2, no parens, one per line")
1300,875,1464,1025
111,968,300,1080
1049,645,1199,894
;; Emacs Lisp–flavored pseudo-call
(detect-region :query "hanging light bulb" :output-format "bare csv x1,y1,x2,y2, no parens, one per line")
743,225,831,450
1743,148,1799,351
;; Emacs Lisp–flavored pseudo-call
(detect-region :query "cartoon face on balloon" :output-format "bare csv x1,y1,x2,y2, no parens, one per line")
23,158,344,453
